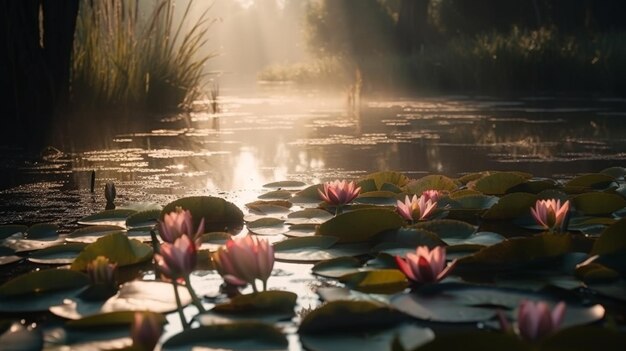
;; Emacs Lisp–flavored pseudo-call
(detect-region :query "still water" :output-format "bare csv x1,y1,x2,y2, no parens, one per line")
1,87,626,227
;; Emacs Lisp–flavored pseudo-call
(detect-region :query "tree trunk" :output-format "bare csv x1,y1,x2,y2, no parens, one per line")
396,0,430,54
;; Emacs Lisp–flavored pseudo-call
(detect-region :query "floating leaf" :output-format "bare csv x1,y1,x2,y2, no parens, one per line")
300,324,434,351
453,194,499,209
412,219,477,239
66,310,165,329
65,225,126,244
360,171,409,190
0,255,22,266
405,175,459,194
28,243,87,265
198,232,231,251
258,189,293,200
354,191,399,206
444,231,506,248
284,223,317,237
312,257,363,278
78,209,137,226
0,225,27,240
591,217,626,256
70,233,153,271
162,196,244,233
575,263,620,284
391,292,495,323
0,323,44,351
338,269,408,294
566,173,616,189
482,193,538,220
372,228,444,253
600,167,626,179
162,323,287,351
125,209,161,229
263,180,307,189
541,326,626,351
470,172,526,195
0,269,88,297
246,201,292,212
273,236,368,262
2,233,65,252
198,291,297,324
316,208,405,243
286,209,333,225
299,300,406,334
25,223,58,240
416,332,527,351
246,217,289,236
571,192,626,216
291,184,323,203
507,179,559,194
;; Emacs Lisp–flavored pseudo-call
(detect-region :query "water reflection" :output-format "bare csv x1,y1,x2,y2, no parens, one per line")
2,88,626,225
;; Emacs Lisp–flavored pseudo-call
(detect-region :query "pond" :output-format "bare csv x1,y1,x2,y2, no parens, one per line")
1,88,626,350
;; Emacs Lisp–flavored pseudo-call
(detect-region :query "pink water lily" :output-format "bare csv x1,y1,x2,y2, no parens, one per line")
421,189,441,202
131,312,163,351
158,207,205,244
530,199,570,231
86,256,117,287
155,235,197,280
318,180,361,206
212,235,275,292
395,246,454,284
515,300,566,341
396,194,437,222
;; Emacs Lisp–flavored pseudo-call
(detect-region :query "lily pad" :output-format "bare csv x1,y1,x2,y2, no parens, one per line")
444,231,506,248
0,323,44,351
470,172,527,195
360,171,410,190
0,269,89,297
591,217,626,256
482,193,538,220
286,209,333,225
415,332,527,351
541,326,626,351
125,209,161,229
299,300,407,334
453,194,499,210
162,196,244,233
65,310,165,329
601,166,626,179
65,225,126,244
246,218,289,236
28,243,87,265
571,192,626,216
198,232,231,251
273,236,370,262
338,269,408,294
300,323,434,351
2,232,67,253
70,232,153,271
566,173,616,189
354,191,399,206
316,208,405,243
0,225,27,240
284,223,318,237
371,227,444,254
258,189,293,200
312,257,363,278
291,184,323,203
198,291,297,324
25,223,59,240
405,175,459,194
0,255,22,266
412,219,477,239
162,322,288,351
390,292,495,323
263,180,307,189
78,209,137,227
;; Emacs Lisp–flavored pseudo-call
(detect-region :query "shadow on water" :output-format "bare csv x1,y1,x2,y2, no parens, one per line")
2,86,626,226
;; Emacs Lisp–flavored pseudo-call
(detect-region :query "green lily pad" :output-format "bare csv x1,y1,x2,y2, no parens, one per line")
416,332,528,351
125,209,161,229
312,257,363,278
390,292,495,323
360,171,409,190
354,191,399,206
0,225,27,240
65,310,165,329
444,231,506,248
0,255,22,266
507,179,559,194
284,223,318,237
263,180,307,189
371,227,444,253
162,196,244,233
566,173,616,189
405,175,459,194
316,208,405,243
28,243,87,265
0,269,89,297
162,322,288,351
198,291,297,324
2,232,66,252
591,217,626,256
273,236,369,262
457,234,592,272
65,225,126,244
258,189,293,200
338,269,408,294
78,209,137,226
470,172,527,195
70,232,153,271
246,217,289,236
412,219,477,239
541,326,626,351
0,324,44,351
575,263,620,284
49,281,192,319
286,209,333,225
571,192,626,216
482,193,538,220
601,166,626,179
453,194,499,209
299,300,407,334
198,232,231,251
291,184,323,203
25,223,58,239
300,324,434,351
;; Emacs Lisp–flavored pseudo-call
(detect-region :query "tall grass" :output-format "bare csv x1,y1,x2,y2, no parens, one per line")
72,0,215,112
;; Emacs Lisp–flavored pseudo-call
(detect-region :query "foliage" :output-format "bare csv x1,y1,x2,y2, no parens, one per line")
72,0,215,111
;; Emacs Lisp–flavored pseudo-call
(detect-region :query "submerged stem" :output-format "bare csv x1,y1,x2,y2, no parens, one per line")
184,275,206,313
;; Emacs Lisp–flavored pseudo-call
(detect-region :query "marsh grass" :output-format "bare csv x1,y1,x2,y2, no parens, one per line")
72,0,216,112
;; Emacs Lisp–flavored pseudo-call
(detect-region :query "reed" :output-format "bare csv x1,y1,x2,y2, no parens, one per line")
71,0,215,112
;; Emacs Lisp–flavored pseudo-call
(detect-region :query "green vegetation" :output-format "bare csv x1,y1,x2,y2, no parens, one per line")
72,0,215,111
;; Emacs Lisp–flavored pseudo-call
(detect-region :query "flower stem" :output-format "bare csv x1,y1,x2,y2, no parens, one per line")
172,281,188,330
252,281,258,293
184,275,206,313
262,280,267,292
